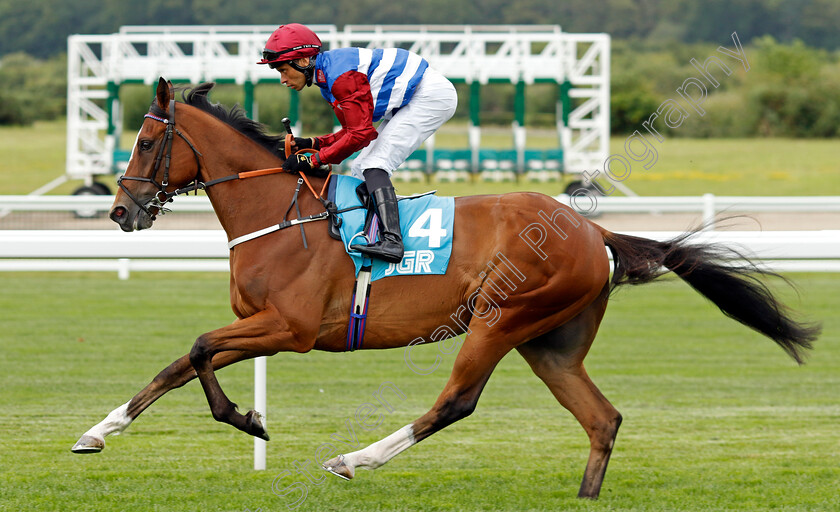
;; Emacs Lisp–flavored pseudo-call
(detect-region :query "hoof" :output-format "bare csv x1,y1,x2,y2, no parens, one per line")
322,455,354,480
245,410,270,441
72,435,104,454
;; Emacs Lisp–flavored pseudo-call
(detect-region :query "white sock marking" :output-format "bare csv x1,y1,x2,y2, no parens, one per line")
342,424,416,470
83,401,133,440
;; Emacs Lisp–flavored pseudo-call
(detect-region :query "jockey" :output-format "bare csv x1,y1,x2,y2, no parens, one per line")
258,23,458,264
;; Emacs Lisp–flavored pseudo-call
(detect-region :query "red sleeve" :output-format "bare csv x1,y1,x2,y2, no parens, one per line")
314,71,378,165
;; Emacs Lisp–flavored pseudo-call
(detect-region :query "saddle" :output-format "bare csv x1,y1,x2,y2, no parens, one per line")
324,176,451,352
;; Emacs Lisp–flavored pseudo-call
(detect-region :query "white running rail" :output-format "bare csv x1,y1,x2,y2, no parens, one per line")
3,194,839,216
1,229,838,275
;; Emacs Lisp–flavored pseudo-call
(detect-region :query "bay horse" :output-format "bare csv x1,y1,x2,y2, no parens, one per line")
72,78,819,499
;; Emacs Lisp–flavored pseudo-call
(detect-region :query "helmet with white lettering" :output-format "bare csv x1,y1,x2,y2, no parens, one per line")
258,24,321,85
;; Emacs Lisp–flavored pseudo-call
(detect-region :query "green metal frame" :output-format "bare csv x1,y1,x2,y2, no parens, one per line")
107,73,569,176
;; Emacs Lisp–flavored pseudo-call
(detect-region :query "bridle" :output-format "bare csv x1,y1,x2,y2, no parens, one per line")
118,94,331,220
117,95,203,218
116,91,342,249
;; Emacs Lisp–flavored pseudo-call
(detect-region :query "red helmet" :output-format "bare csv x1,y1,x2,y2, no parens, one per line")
258,24,322,66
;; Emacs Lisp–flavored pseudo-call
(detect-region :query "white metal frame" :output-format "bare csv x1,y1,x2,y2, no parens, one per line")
66,25,610,179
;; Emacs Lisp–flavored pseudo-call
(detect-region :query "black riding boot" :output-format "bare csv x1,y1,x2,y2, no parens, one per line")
351,182,404,264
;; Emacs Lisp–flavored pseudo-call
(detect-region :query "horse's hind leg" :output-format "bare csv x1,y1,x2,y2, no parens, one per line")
516,283,621,499
323,321,514,480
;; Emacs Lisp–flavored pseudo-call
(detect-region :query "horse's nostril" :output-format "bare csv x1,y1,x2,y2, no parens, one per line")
110,206,127,221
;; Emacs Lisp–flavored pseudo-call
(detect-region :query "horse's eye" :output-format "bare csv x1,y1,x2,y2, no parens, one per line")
139,140,154,152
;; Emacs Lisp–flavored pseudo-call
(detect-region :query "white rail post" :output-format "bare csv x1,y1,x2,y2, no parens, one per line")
118,258,130,280
254,356,267,470
702,193,716,229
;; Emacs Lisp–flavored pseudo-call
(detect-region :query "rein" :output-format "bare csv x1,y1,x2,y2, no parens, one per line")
120,97,339,249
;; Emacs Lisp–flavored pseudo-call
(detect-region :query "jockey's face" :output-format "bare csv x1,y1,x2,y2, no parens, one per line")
273,58,310,91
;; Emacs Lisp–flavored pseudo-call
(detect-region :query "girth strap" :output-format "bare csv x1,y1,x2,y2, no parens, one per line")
347,261,373,351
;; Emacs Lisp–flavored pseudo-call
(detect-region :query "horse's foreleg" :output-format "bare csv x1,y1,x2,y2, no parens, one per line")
189,310,306,440
71,350,248,453
323,326,511,480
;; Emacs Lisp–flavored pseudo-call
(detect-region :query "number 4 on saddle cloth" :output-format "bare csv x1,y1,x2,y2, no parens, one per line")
326,175,454,281
326,175,455,351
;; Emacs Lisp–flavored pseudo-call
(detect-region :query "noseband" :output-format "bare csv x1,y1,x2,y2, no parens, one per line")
117,96,203,218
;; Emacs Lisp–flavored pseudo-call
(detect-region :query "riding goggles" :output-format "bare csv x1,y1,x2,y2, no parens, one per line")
262,45,320,63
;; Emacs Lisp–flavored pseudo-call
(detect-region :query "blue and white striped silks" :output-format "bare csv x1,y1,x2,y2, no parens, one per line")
315,47,429,122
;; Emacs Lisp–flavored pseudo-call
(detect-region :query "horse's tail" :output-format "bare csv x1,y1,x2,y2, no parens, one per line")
600,229,820,364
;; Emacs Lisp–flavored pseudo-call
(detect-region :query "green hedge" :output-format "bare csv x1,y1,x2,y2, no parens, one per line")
610,36,840,138
0,53,66,125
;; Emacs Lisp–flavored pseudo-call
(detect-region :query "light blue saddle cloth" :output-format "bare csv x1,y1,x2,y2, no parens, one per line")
328,175,454,282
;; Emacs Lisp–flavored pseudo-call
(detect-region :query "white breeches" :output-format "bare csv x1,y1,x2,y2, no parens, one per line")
350,68,457,178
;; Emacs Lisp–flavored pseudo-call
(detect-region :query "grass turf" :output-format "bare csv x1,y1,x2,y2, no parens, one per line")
0,271,837,511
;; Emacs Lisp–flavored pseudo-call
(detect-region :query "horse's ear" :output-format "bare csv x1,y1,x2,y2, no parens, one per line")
155,77,171,110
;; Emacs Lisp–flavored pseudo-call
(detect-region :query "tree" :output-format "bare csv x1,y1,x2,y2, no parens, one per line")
0,52,67,125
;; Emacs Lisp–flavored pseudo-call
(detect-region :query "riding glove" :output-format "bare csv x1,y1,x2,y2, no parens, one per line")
293,137,317,151
282,153,313,174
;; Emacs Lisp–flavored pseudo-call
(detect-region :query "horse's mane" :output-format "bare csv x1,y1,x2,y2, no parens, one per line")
153,82,285,159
